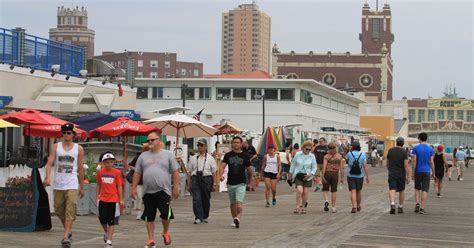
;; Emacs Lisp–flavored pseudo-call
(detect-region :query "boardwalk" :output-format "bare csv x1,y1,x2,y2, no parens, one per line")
0,167,473,247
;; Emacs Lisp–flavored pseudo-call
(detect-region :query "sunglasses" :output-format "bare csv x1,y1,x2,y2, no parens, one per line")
62,131,73,135
304,148,312,151
147,138,159,143
197,143,205,147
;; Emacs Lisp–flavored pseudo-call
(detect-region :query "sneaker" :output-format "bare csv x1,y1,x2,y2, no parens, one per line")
419,208,426,215
357,206,361,212
457,176,460,181
194,219,202,224
233,218,240,228
437,193,441,198
246,187,250,191
203,219,208,223
163,232,171,245
265,202,270,208
136,211,142,220
304,202,308,208
144,240,156,248
351,208,356,213
231,221,236,227
61,239,71,248
68,233,72,241
460,178,463,181
414,203,420,213
105,241,113,248
397,207,403,214
390,204,396,214
324,201,329,212
314,186,321,192
272,198,277,206
103,233,107,243
332,207,337,213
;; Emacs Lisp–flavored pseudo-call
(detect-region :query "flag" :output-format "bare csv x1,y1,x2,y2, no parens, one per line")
118,84,123,97
193,108,204,121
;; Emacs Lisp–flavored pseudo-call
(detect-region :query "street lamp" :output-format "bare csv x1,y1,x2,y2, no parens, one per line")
181,84,188,114
255,94,265,134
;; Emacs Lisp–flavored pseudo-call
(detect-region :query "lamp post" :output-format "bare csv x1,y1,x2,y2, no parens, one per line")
181,83,188,114
255,94,265,134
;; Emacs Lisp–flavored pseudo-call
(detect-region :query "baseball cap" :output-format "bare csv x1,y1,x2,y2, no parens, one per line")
100,152,116,162
61,123,76,133
459,146,464,149
197,138,207,145
268,143,275,149
437,145,444,151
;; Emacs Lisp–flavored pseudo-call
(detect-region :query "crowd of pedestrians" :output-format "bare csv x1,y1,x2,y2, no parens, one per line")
43,124,470,248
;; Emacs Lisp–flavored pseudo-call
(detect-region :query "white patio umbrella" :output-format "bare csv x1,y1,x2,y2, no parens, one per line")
143,114,217,154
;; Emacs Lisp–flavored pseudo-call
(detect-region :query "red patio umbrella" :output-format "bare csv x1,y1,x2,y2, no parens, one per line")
0,108,68,125
89,117,160,161
24,124,88,139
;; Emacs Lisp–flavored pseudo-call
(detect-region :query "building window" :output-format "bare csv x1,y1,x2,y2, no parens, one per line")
447,110,454,120
164,72,171,78
152,87,163,99
217,88,231,100
322,73,336,86
193,69,199,77
182,88,194,100
418,110,425,122
232,88,246,100
372,19,380,39
409,110,416,122
251,89,263,100
181,69,186,76
467,110,474,122
137,72,143,78
137,87,148,99
150,72,158,78
437,110,445,120
457,110,464,120
300,90,312,104
137,60,143,67
67,17,71,24
359,74,373,88
263,89,277,100
164,61,171,68
280,89,294,101
428,110,435,121
198,88,210,99
150,60,158,68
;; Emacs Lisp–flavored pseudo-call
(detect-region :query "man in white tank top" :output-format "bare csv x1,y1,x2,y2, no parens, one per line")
44,123,85,248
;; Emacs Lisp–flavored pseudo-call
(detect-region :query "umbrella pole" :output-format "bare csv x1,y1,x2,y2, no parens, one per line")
175,128,179,156
123,136,127,163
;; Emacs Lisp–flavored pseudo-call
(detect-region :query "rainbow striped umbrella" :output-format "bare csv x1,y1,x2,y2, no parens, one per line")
257,127,279,155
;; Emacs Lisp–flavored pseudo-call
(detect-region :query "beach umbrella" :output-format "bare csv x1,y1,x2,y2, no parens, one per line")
277,127,287,151
24,124,88,139
0,119,19,128
71,112,116,132
90,117,159,161
144,114,217,155
257,127,279,155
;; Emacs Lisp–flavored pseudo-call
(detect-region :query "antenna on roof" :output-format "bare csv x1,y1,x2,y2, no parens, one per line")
376,0,379,11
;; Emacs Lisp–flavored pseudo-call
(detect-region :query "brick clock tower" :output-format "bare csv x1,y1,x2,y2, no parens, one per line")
273,2,395,103
360,2,394,56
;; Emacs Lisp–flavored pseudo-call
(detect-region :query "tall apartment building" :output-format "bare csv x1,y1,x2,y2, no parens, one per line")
95,51,203,78
49,6,95,59
221,3,271,74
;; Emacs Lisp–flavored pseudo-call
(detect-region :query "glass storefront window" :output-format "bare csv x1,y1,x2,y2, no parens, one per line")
437,110,445,120
428,110,435,121
418,110,425,122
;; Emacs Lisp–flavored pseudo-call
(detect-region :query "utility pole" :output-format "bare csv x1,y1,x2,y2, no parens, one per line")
181,83,188,114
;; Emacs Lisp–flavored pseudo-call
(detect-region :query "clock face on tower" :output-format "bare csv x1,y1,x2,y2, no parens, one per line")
323,73,336,86
359,74,373,87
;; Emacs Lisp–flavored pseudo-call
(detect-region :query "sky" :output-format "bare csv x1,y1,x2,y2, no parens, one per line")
1,0,472,100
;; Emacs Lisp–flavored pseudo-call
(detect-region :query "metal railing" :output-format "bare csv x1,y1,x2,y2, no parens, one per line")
1,27,85,76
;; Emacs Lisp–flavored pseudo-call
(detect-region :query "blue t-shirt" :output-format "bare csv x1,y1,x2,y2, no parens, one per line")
455,151,466,161
346,150,366,178
412,144,434,173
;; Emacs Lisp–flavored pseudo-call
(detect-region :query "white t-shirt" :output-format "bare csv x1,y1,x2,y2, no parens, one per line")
187,153,217,176
53,142,79,190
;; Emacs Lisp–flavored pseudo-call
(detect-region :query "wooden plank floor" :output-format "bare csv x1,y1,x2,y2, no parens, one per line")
0,166,472,247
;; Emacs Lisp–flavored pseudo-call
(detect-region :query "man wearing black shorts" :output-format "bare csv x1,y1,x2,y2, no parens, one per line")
386,137,410,214
131,133,180,248
411,132,435,215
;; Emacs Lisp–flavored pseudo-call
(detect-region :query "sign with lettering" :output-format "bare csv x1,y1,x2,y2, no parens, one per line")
109,110,141,120
427,100,473,109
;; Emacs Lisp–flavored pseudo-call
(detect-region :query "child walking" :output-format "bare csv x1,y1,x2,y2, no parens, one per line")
96,152,124,248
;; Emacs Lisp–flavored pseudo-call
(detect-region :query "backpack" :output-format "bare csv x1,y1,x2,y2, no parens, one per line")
349,152,363,175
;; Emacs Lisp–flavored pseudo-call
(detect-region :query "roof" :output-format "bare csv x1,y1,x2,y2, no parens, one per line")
203,70,271,79
394,119,407,134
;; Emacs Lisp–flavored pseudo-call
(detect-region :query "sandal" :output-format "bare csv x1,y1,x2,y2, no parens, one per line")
293,207,300,214
300,208,306,214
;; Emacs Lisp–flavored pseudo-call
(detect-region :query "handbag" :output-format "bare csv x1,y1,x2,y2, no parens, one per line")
126,170,143,185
